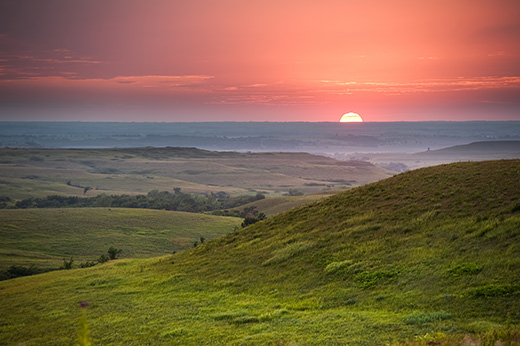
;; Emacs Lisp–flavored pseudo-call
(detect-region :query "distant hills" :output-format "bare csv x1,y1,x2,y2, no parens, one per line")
420,140,520,156
1,121,519,155
0,147,393,200
1,159,519,345
352,140,520,172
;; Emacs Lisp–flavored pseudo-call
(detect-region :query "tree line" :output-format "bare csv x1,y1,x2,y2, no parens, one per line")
2,189,265,213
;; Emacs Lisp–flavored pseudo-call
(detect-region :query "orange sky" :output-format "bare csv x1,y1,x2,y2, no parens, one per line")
0,0,519,122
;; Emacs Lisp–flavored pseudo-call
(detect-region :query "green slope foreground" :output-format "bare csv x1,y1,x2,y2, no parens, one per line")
0,208,242,270
1,160,519,345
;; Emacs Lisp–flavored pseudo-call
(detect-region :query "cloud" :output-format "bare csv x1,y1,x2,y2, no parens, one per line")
0,39,103,80
109,75,214,88
0,74,214,89
319,76,520,95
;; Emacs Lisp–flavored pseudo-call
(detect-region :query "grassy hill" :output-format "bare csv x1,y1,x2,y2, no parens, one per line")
420,140,520,157
0,208,241,271
0,147,393,200
356,140,520,172
228,190,338,217
0,160,519,345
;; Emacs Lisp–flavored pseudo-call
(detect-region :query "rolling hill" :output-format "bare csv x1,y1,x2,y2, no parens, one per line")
0,160,519,345
352,140,520,172
0,208,242,271
419,140,520,157
0,147,393,200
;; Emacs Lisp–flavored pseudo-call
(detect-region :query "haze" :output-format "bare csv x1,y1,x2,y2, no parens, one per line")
0,0,519,122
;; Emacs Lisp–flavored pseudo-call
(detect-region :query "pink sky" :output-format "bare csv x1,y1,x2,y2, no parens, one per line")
0,0,519,122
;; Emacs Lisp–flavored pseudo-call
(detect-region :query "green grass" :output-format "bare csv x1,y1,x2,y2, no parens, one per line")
229,192,336,217
0,160,519,345
0,208,241,270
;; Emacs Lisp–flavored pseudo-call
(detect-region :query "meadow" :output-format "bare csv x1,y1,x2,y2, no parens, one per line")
1,160,519,345
0,208,242,271
0,147,392,200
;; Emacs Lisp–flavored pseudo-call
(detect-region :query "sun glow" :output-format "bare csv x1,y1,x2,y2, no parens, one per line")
340,112,363,123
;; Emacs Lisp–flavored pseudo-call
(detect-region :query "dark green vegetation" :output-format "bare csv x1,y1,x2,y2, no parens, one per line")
0,208,241,272
0,147,392,200
1,160,519,345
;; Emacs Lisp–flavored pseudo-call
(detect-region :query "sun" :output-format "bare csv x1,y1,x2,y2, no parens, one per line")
340,112,363,123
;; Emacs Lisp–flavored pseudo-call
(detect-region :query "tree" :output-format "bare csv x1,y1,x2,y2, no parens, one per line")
98,254,109,263
288,189,304,196
107,247,122,260
241,210,266,228
62,257,74,269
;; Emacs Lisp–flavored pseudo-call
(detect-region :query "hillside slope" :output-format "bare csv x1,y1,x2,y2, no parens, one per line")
0,208,242,271
422,140,520,156
1,160,519,345
356,140,520,171
181,159,520,313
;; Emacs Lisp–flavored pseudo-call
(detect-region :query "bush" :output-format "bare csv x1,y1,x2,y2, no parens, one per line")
287,189,304,196
107,247,122,260
0,265,48,280
80,261,97,268
98,254,110,263
62,257,74,270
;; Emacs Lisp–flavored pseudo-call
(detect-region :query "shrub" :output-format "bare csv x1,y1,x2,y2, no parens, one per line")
62,257,74,269
0,265,48,280
288,189,304,196
107,246,122,260
80,261,97,268
98,254,110,263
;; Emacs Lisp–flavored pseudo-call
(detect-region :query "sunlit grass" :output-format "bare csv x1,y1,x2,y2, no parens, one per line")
0,160,519,345
0,208,241,270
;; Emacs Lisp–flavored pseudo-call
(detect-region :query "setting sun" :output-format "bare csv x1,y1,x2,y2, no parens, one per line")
340,112,363,123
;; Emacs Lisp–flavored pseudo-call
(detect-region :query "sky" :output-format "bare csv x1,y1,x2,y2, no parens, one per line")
0,0,519,122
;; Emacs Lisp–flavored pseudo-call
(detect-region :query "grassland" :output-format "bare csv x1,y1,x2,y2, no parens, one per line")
0,147,393,199
0,208,241,270
229,190,338,217
1,160,519,345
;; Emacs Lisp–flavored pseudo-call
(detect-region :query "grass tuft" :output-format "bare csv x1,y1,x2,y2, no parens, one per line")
262,241,314,266
403,311,452,325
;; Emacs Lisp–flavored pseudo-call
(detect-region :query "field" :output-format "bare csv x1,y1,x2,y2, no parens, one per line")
0,147,393,200
0,208,241,271
1,160,519,345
